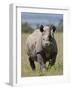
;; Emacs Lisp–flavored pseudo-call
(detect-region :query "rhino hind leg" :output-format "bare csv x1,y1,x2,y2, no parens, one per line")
29,57,36,70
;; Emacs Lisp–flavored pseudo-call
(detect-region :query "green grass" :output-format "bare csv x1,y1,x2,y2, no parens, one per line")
21,32,63,77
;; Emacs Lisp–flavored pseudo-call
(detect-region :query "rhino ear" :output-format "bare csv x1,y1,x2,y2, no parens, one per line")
40,25,44,32
53,25,56,32
50,25,56,32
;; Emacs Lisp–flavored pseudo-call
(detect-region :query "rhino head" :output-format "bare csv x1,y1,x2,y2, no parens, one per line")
39,25,56,49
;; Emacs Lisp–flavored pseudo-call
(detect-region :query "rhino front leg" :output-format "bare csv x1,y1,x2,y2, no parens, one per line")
48,56,56,70
37,54,46,71
49,58,56,66
29,57,36,70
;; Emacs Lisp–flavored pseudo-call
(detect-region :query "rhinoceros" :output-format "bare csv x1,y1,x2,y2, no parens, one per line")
26,25,58,71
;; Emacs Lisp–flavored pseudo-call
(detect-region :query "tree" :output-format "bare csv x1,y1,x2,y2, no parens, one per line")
57,19,63,32
36,24,40,29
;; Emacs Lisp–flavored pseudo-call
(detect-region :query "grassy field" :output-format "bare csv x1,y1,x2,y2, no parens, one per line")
21,32,63,77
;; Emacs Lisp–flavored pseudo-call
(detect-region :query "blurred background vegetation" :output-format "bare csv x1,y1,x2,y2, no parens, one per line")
21,22,34,33
21,19,63,33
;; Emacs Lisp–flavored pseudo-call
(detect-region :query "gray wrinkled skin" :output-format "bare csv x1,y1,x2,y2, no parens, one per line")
26,25,58,71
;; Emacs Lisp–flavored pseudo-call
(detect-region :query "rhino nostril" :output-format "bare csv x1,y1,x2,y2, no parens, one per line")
45,42,50,46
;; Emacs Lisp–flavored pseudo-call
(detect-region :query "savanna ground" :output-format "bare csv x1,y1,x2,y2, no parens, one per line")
21,32,63,77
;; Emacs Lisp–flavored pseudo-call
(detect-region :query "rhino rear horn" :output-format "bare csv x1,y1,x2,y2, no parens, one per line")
40,25,44,32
